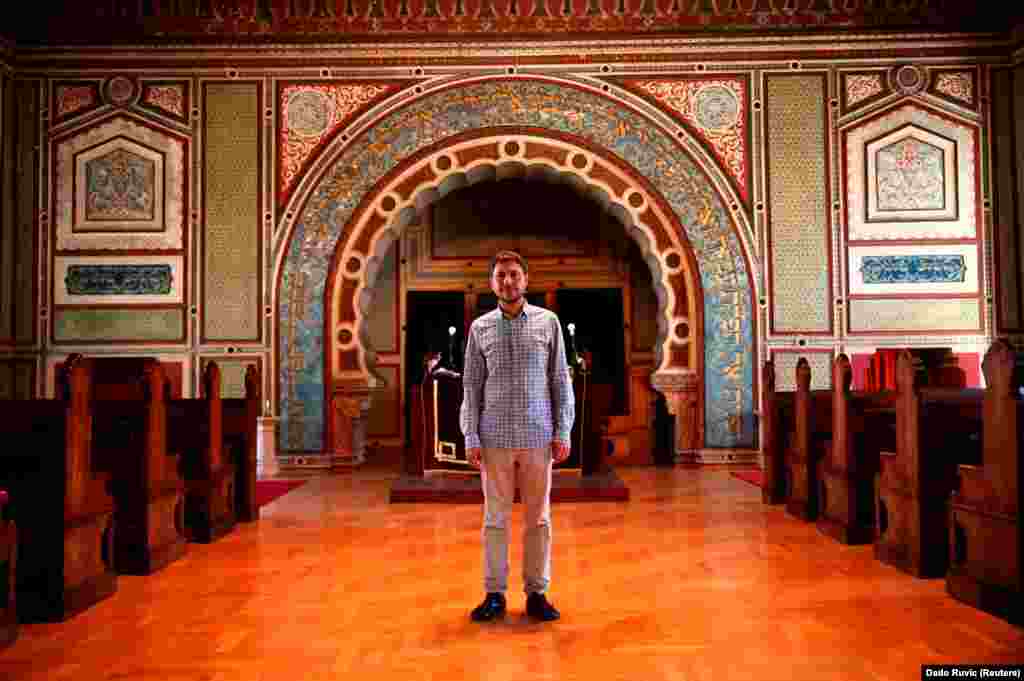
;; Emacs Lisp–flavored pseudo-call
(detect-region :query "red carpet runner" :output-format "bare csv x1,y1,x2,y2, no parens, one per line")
254,480,307,508
730,470,764,488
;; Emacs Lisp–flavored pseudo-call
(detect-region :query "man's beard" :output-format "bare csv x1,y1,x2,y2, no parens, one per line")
499,290,523,304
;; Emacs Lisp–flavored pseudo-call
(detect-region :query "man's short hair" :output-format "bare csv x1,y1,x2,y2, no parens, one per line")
489,250,529,278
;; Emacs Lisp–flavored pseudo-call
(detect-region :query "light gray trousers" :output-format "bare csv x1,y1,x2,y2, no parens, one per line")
480,447,552,595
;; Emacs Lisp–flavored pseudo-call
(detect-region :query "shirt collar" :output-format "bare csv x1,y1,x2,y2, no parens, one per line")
498,301,531,321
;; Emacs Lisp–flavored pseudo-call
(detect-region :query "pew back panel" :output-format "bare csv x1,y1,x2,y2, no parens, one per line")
947,340,1022,624
222,364,260,523
819,354,897,545
785,359,832,521
78,356,186,575
0,360,117,622
761,361,793,505
169,362,236,543
875,351,983,578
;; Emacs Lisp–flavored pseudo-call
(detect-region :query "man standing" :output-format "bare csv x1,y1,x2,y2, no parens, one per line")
460,250,575,622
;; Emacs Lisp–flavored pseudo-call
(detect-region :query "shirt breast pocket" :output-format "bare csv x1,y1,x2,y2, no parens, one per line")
478,330,501,366
527,336,550,369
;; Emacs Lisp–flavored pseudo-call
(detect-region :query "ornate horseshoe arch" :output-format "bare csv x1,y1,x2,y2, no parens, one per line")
274,75,758,465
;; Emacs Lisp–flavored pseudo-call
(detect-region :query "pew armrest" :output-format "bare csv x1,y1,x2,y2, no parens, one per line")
952,464,1002,515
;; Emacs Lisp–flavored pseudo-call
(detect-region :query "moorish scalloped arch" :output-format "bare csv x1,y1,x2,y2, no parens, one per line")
274,75,759,462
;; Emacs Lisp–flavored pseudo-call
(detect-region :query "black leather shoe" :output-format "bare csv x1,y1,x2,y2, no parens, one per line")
470,593,506,622
526,592,560,621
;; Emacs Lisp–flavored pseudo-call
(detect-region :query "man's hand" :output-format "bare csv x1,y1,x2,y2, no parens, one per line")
467,447,482,469
551,440,570,463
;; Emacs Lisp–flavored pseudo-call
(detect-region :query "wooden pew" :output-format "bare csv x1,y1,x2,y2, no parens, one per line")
85,357,187,575
222,365,260,523
785,359,832,521
0,358,117,622
169,362,236,543
761,361,793,505
817,354,897,545
875,350,983,578
947,341,1022,623
0,489,16,647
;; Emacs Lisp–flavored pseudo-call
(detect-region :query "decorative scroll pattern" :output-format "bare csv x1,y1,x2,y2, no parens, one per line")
30,0,1004,41
85,149,156,221
142,83,186,119
278,83,396,205
55,84,98,118
934,71,974,106
65,264,173,295
859,255,966,284
278,79,755,452
845,74,884,108
55,255,184,305
875,138,945,212
631,78,749,203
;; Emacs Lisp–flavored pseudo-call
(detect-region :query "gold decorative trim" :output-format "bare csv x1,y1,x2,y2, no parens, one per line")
11,33,1009,68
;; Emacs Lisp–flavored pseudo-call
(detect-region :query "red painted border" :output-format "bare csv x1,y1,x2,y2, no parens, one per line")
200,80,263,346
764,71,834,338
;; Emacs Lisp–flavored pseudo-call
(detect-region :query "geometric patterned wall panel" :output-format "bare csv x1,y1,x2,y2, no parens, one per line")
765,73,831,334
54,115,187,251
623,76,751,204
203,82,261,343
844,103,978,241
53,308,186,342
277,81,399,207
770,350,833,392
848,298,982,333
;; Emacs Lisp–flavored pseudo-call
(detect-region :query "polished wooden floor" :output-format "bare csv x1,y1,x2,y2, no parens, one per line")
3,466,1022,680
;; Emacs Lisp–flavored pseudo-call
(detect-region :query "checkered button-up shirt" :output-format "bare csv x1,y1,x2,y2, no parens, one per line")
460,302,575,450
